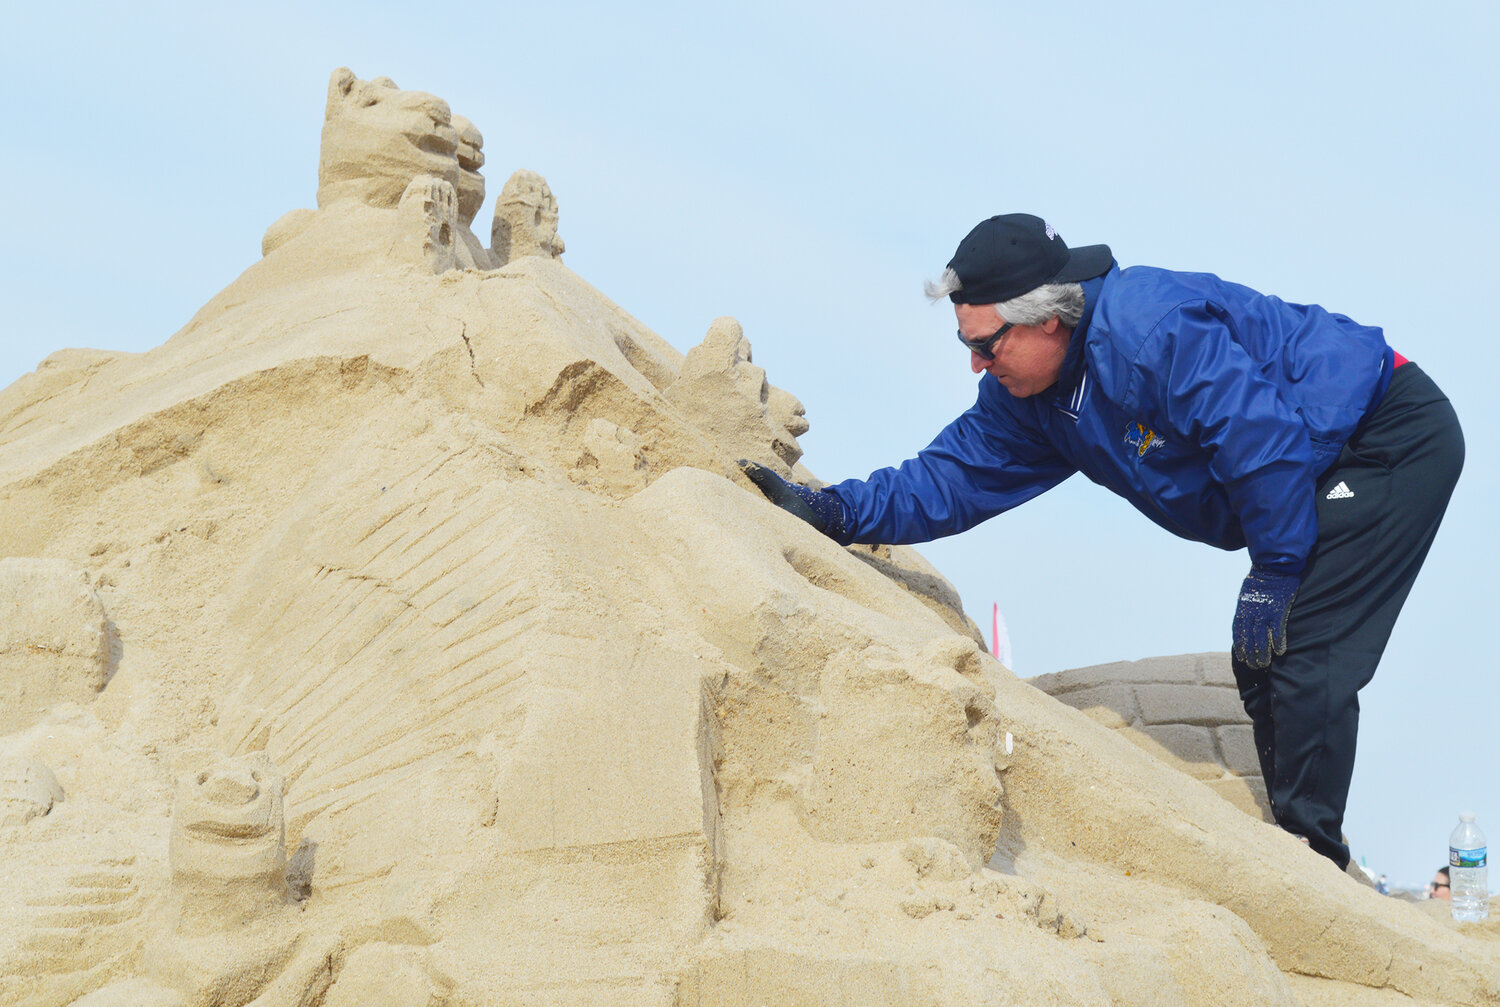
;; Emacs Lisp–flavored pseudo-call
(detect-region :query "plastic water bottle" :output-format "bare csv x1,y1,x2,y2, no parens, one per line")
1449,812,1489,922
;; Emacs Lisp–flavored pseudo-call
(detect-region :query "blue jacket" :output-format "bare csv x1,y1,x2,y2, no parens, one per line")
826,264,1394,575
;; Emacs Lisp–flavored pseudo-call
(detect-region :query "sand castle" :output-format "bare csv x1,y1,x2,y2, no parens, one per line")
0,67,1495,1006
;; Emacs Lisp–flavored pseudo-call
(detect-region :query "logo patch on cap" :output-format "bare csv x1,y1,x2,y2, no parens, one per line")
1044,221,1056,240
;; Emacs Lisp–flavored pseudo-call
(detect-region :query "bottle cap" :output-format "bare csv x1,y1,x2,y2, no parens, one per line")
1460,811,1476,821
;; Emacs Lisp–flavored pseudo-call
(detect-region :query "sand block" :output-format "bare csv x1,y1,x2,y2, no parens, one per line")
1029,652,1204,694
1216,723,1262,778
1052,682,1139,729
1196,651,1238,687
1134,683,1248,727
677,948,909,1006
1129,723,1223,781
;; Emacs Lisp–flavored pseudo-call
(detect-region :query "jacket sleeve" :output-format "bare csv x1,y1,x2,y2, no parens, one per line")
1137,301,1319,575
824,381,1075,545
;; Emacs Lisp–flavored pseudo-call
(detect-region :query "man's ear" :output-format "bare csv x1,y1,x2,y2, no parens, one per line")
1041,315,1061,334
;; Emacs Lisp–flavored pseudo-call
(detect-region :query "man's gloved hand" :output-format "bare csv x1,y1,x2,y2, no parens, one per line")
1232,567,1300,669
738,459,847,540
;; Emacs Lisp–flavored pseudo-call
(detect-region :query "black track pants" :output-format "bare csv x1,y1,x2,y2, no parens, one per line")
1231,363,1464,869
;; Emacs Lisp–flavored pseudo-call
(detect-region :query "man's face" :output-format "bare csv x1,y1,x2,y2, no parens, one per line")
955,302,1069,398
1431,872,1451,900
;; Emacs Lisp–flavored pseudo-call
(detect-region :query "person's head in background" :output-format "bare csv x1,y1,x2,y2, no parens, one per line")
1429,866,1451,900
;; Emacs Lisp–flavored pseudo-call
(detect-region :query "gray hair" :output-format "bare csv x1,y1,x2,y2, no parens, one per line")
923,267,964,301
924,267,1086,329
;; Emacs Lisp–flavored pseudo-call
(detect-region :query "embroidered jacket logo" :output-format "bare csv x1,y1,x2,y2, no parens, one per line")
1123,422,1165,459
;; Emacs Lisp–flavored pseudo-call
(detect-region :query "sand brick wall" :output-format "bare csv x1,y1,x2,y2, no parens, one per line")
1028,652,1272,823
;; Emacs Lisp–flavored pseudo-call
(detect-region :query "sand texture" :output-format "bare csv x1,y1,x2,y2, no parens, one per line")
1029,653,1275,824
1,68,1495,1006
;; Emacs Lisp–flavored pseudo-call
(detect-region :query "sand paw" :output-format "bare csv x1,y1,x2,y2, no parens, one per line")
393,174,459,273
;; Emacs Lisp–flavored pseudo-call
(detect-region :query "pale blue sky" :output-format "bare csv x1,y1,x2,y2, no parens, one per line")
3,1,1496,888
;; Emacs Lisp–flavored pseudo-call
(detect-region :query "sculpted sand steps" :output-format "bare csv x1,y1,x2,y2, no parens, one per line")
0,66,1494,1006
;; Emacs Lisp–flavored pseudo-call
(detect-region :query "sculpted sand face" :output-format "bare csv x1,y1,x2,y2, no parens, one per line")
666,316,809,472
168,753,286,925
451,113,486,228
267,67,501,273
317,69,460,209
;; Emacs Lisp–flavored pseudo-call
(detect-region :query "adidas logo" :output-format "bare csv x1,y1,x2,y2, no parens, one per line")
1326,481,1355,500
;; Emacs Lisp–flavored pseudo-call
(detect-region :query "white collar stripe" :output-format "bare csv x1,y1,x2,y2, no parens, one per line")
1053,372,1087,421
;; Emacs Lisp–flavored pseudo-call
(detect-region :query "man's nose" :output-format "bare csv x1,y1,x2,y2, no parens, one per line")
970,351,990,374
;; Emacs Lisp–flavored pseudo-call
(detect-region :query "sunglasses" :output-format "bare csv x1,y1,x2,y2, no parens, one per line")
956,321,1015,362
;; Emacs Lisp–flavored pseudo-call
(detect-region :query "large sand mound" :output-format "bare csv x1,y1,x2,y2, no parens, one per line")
1,68,1495,1007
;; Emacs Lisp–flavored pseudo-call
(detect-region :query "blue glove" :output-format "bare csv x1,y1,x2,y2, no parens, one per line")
738,460,847,540
1232,567,1300,669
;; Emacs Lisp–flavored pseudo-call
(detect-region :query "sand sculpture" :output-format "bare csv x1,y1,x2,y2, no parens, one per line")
492,169,565,265
0,66,1495,1006
167,752,288,925
665,316,809,472
1029,653,1273,823
0,558,111,733
0,755,64,827
316,69,462,210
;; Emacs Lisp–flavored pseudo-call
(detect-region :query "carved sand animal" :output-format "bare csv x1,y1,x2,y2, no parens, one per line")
0,67,1494,1007
450,114,486,228
264,67,496,271
316,69,460,210
665,316,809,474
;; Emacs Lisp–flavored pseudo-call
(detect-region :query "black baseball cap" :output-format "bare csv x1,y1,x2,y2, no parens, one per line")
946,213,1112,305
